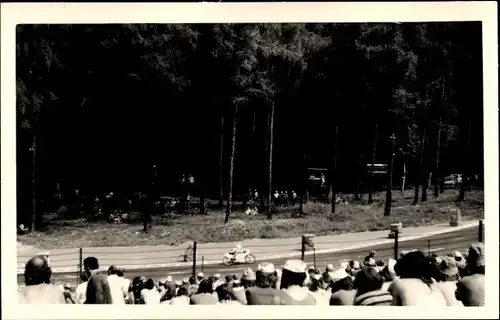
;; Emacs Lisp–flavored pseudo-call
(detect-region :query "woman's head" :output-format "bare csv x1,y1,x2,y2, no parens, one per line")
466,243,485,275
395,250,433,281
331,276,355,293
354,267,384,295
177,286,188,297
307,275,322,292
80,272,89,283
321,272,332,289
215,284,235,301
280,260,308,289
144,278,155,290
197,280,213,294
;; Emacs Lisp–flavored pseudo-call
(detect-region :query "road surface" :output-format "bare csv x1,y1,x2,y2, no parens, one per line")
19,225,479,286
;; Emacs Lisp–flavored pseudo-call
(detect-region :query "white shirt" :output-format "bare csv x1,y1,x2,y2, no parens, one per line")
119,277,131,298
170,295,190,305
75,282,88,304
107,274,125,304
141,288,161,305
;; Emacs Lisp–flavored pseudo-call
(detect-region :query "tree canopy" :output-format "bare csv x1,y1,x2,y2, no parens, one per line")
16,23,484,222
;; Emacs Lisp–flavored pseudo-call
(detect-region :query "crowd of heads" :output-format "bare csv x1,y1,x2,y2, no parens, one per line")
18,242,485,306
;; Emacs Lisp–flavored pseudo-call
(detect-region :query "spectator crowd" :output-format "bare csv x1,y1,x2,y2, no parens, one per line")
18,243,485,306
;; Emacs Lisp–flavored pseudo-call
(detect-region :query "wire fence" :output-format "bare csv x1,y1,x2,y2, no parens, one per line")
17,220,483,286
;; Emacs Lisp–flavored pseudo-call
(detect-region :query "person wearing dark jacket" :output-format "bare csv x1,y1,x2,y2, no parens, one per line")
84,257,112,304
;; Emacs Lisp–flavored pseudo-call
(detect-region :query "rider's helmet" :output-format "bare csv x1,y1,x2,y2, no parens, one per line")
236,243,242,251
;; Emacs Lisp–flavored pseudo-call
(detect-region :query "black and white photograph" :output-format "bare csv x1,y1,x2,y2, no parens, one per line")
2,2,498,319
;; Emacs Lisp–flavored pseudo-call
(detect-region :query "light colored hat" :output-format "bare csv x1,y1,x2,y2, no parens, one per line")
242,268,256,281
340,261,349,269
366,257,376,266
326,264,334,271
197,272,204,278
330,268,349,282
214,273,221,279
453,251,463,259
438,256,459,277
311,273,321,280
175,280,182,286
166,276,172,282
158,278,167,285
182,278,189,283
351,261,361,270
257,262,276,274
283,260,307,273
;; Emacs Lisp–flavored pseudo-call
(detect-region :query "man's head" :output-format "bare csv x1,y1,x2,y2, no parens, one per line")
108,265,118,275
197,272,204,282
83,257,99,272
116,268,125,277
236,243,242,251
24,256,52,286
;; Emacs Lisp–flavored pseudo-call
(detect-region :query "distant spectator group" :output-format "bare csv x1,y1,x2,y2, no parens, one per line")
18,243,485,306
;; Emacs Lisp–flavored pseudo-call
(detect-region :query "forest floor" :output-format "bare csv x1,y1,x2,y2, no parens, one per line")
17,189,484,249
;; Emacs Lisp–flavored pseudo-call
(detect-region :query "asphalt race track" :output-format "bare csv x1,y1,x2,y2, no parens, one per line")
19,226,479,286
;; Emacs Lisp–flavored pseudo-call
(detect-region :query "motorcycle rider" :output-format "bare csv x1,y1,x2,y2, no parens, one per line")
229,243,246,263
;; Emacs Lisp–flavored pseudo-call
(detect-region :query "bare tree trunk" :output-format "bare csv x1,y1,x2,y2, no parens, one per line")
354,154,362,201
413,126,426,205
421,129,429,202
433,117,442,197
31,132,37,232
368,123,379,203
331,124,339,214
401,159,407,194
458,119,472,201
224,110,237,224
219,116,224,207
267,101,275,219
384,134,396,216
440,118,450,193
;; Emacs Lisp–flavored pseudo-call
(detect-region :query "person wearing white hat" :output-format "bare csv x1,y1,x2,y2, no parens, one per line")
197,272,204,284
271,260,317,305
246,263,278,305
37,252,50,265
212,273,223,290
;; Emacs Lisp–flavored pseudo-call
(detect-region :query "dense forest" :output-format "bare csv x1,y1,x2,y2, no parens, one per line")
16,23,484,225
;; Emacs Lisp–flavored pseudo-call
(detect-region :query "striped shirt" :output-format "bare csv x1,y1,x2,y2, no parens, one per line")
354,289,392,306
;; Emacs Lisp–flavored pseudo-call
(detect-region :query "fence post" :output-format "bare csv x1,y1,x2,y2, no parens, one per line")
201,256,204,273
78,248,83,285
301,236,306,261
192,242,197,278
393,230,399,260
478,220,483,243
313,248,316,269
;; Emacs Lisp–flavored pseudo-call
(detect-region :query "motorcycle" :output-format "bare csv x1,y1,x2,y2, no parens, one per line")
222,249,256,266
